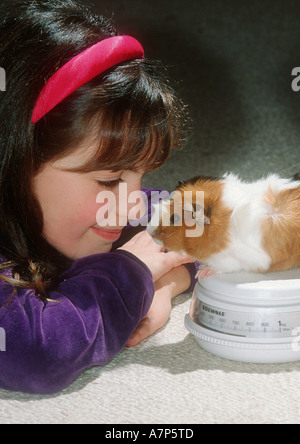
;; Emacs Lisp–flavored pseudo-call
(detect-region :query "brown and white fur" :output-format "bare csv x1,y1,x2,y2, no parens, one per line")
147,174,300,274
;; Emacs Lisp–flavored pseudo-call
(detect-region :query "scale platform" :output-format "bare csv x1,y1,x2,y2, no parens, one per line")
185,269,300,363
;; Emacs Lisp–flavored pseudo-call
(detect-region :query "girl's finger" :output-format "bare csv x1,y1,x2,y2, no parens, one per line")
126,318,153,347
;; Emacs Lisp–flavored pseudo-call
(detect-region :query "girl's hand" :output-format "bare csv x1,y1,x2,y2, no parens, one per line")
118,231,194,283
126,265,192,347
126,287,172,347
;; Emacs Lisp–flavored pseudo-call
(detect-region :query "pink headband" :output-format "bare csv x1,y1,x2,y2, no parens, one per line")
32,35,145,123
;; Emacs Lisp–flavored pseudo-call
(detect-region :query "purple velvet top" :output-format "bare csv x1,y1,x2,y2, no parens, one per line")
0,189,197,394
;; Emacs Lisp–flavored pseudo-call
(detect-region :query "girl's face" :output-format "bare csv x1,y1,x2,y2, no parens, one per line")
32,142,145,259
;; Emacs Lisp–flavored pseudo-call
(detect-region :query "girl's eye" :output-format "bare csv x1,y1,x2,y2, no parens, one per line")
97,178,123,189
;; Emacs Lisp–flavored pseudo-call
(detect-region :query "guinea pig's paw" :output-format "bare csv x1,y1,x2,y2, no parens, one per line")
195,264,216,280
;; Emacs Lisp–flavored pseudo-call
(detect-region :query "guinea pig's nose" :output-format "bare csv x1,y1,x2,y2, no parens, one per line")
151,237,164,246
146,221,164,246
147,221,156,236
147,201,161,236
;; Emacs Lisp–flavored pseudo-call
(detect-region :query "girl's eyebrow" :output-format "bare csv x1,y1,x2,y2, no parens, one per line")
64,156,145,174
62,157,108,173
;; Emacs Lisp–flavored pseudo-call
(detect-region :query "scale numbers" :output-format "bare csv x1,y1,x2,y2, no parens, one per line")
193,301,300,338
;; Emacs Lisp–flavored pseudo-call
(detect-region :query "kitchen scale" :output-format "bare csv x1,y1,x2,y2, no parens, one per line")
185,269,300,363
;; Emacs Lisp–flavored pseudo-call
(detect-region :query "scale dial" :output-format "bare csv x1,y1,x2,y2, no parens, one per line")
193,300,300,338
186,270,300,364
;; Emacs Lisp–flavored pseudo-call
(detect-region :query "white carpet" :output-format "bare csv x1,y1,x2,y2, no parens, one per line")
1,292,300,424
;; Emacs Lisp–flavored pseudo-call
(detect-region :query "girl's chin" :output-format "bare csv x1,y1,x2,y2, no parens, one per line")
51,228,119,259
77,244,113,258
65,241,113,260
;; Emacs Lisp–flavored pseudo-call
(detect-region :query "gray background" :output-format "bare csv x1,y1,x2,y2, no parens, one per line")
91,0,300,190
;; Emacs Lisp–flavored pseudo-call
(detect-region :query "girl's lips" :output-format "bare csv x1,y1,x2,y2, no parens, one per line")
91,226,123,241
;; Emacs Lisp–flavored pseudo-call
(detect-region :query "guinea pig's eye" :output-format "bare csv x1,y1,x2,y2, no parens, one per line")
170,213,182,226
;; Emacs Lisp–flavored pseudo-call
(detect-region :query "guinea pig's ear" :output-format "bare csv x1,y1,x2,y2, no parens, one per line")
177,180,185,188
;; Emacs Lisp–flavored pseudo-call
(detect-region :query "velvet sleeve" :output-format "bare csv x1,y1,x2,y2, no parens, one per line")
0,250,154,394
0,187,197,395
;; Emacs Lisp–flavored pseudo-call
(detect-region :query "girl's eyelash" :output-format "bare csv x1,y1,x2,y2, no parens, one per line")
97,178,123,188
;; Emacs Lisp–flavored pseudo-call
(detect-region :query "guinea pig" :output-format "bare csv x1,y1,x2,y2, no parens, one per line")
147,173,300,275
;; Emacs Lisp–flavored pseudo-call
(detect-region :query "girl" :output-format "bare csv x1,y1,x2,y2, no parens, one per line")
0,0,196,394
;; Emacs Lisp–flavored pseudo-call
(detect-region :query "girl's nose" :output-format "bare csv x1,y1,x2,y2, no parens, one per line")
117,183,146,226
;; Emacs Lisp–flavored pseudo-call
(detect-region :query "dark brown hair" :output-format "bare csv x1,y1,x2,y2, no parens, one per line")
0,0,189,298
